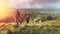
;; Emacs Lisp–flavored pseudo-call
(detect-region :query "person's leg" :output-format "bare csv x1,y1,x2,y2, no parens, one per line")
16,21,19,26
27,20,29,23
16,20,19,27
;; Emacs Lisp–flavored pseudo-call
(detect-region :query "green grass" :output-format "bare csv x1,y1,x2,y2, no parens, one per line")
0,20,60,34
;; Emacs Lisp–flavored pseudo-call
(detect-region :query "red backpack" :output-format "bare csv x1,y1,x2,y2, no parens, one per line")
19,16,23,22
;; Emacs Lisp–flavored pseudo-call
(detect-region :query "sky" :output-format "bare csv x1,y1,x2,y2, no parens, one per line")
0,0,60,22
0,0,60,10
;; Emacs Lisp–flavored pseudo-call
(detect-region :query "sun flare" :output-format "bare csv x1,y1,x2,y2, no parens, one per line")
0,1,14,22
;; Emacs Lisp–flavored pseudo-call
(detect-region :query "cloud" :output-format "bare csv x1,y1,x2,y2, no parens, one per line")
8,0,32,8
0,0,60,9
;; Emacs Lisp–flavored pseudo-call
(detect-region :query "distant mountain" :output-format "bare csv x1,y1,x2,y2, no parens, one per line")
20,9,60,14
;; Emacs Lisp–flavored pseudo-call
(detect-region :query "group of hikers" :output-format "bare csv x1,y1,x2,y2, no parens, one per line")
14,9,30,27
14,9,55,27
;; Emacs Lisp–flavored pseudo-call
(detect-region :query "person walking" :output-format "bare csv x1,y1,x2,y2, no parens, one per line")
14,9,20,27
25,14,30,23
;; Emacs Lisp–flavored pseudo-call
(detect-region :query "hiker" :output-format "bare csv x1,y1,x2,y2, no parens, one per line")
14,9,20,26
25,14,30,23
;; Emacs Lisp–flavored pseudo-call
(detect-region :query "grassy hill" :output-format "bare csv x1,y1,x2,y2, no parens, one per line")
0,9,60,34
0,20,60,34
